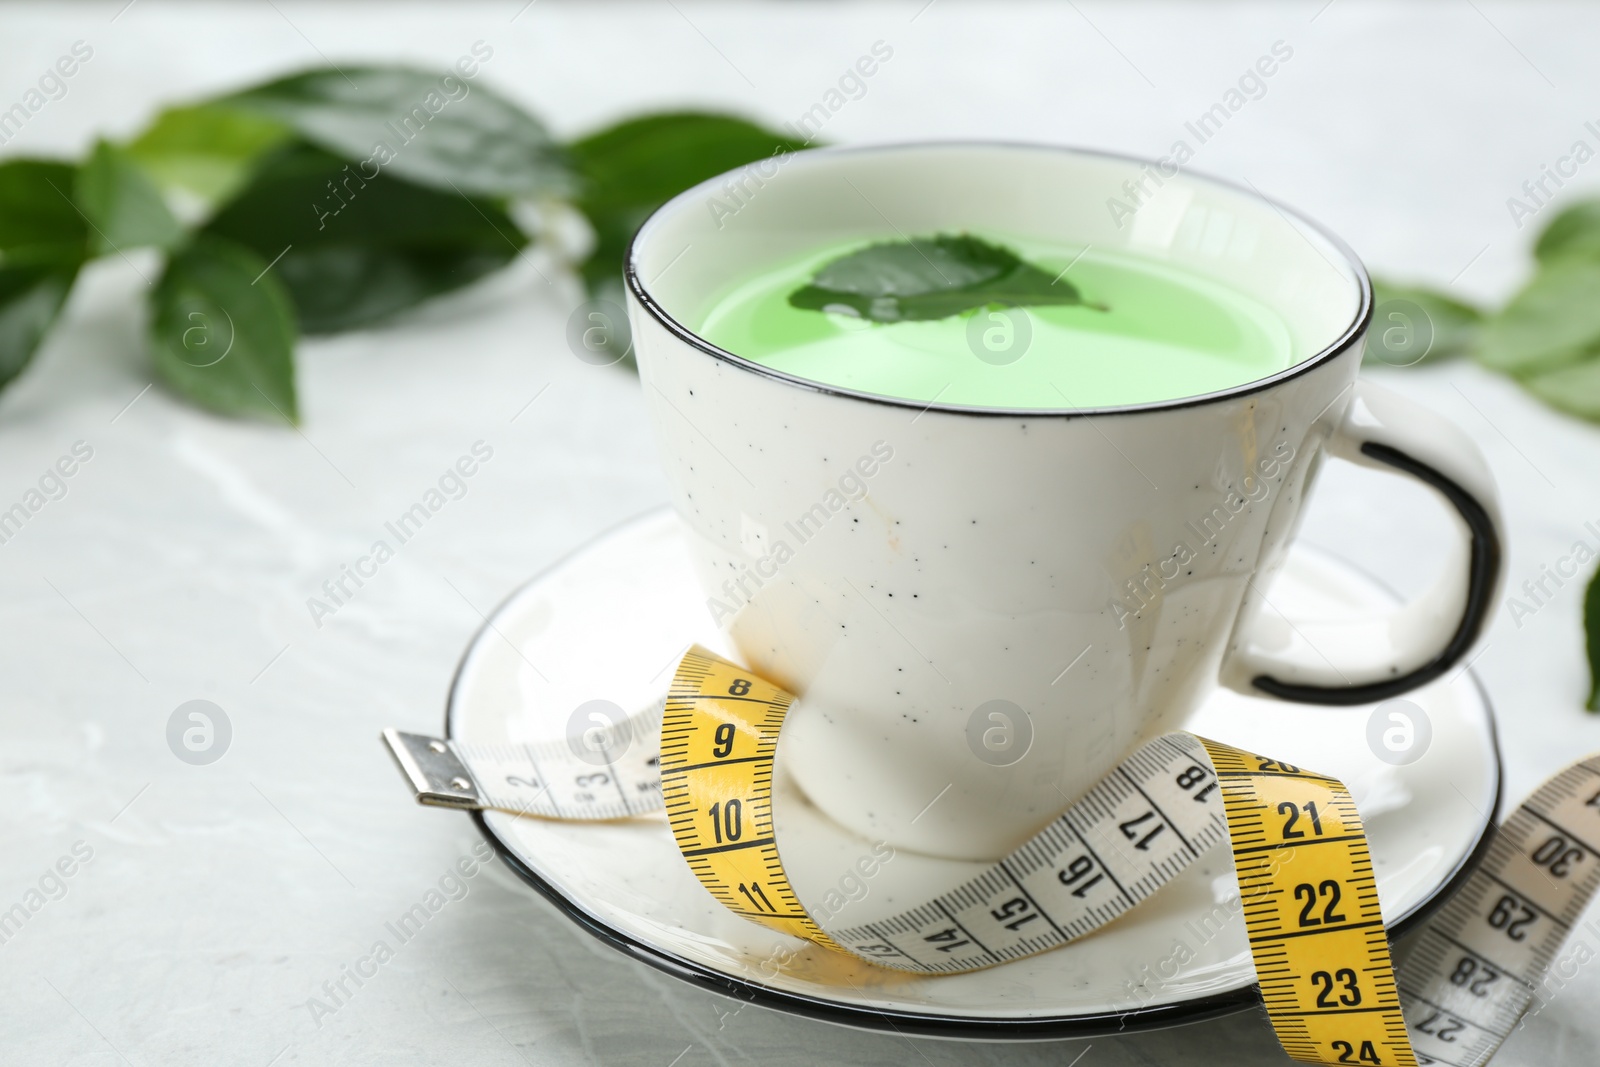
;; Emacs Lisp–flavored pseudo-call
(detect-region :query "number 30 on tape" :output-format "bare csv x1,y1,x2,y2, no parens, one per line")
385,646,1600,1067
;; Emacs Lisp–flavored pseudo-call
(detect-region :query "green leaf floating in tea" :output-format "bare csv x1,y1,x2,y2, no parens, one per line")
788,233,1102,323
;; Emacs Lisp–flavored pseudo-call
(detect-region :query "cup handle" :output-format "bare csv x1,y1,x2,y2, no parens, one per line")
1220,380,1504,705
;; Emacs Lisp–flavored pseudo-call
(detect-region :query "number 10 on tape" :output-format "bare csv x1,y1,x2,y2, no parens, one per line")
384,647,1600,1067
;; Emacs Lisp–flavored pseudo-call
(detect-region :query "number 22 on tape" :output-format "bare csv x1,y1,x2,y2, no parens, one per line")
385,646,1600,1067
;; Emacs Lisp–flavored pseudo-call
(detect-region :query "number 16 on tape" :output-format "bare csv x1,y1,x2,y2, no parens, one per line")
384,646,1600,1067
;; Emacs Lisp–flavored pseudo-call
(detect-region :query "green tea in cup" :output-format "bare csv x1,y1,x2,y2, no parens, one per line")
697,233,1296,409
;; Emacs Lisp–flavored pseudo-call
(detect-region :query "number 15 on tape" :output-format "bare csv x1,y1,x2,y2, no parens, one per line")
384,647,1600,1067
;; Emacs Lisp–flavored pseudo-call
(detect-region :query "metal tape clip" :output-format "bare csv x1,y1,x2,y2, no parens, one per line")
382,729,484,809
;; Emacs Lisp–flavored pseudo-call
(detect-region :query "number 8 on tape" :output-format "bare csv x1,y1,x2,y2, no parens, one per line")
384,646,1600,1067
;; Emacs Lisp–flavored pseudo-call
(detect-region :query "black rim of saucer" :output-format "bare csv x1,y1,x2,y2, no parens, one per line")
446,509,1504,1041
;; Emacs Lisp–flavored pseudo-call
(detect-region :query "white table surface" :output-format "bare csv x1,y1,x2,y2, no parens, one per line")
3,2,1599,1064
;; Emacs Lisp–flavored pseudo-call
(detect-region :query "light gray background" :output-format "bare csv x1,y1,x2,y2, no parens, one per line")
2,2,1599,1064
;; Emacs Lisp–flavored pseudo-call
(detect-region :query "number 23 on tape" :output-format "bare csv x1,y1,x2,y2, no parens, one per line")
384,646,1600,1067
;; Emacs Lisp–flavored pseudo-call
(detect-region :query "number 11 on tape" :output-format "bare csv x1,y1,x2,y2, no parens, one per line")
384,647,1600,1067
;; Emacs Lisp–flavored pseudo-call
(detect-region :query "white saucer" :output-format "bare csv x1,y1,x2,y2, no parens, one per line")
445,509,1501,1039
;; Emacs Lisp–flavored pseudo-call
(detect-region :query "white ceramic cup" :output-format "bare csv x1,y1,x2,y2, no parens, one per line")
626,143,1504,862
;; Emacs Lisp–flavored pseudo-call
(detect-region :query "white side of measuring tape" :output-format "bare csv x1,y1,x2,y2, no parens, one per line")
1397,757,1600,1067
385,703,1600,1067
385,724,1230,971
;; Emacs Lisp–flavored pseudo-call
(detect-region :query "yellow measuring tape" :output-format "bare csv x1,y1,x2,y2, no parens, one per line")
659,648,840,953
1199,741,1412,1066
386,645,1600,1067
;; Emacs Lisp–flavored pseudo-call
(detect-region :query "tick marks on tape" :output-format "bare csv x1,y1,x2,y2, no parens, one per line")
388,653,1600,1065
1119,844,1299,1009
709,841,897,1033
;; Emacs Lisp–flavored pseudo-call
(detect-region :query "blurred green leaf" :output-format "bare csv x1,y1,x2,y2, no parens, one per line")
1518,353,1600,420
0,262,79,391
1364,279,1482,367
1534,200,1600,264
1473,259,1600,377
125,104,292,204
201,142,526,333
0,160,89,395
790,234,1093,322
0,159,89,263
150,237,298,421
568,111,809,300
75,139,185,255
221,66,570,199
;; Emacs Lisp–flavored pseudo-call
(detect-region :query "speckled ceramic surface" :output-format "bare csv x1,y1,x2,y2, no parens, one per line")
625,143,1504,864
447,509,1499,1039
